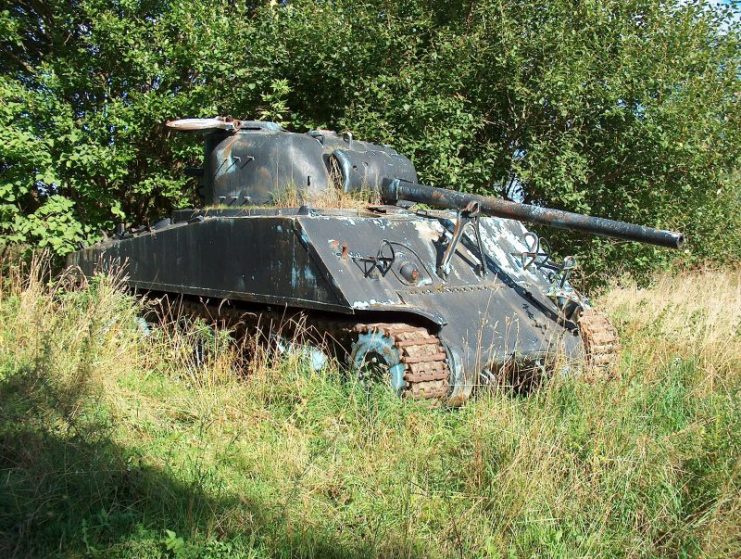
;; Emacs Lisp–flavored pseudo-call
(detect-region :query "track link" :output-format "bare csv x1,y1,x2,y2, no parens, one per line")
354,323,450,399
577,309,620,378
155,299,451,399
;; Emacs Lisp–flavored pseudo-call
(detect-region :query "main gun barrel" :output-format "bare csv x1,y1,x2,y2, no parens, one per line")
382,179,684,249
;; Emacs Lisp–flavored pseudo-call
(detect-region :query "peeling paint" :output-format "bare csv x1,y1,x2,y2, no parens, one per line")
351,298,397,309
480,217,546,284
291,266,299,289
412,218,444,241
305,266,316,284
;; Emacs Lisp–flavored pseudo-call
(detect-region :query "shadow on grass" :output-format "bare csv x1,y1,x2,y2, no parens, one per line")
0,360,420,558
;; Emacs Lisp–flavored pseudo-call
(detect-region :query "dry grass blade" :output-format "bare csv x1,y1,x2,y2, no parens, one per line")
0,259,738,558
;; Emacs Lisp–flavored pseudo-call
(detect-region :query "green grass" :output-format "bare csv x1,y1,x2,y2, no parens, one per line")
0,259,738,558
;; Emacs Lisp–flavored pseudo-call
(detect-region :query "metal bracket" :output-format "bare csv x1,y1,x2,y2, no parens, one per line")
549,255,577,291
514,232,585,320
354,241,396,279
518,232,560,275
354,240,435,285
546,257,584,321
438,201,488,279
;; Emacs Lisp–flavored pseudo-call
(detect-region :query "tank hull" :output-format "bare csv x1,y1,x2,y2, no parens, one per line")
69,206,584,398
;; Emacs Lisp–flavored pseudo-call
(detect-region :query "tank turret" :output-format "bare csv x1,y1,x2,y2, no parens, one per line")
166,117,417,206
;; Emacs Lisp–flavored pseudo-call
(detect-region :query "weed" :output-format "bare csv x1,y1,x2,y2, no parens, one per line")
0,261,738,558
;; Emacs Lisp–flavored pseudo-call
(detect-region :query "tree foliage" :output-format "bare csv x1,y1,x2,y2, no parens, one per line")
0,0,738,279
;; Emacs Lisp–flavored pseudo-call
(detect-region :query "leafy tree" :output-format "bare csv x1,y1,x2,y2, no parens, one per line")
0,0,738,280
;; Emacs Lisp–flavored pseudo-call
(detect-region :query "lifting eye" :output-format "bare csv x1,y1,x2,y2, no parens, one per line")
399,261,421,284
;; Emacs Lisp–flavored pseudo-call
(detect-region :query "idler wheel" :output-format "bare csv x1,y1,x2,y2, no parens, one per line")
349,323,450,399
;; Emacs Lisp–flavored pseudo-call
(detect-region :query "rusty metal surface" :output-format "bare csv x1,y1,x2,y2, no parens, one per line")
577,309,620,377
70,214,349,312
299,211,584,382
204,125,331,206
383,179,685,248
168,120,417,206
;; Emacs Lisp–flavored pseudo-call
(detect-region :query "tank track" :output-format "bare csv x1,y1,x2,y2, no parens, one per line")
353,323,450,399
170,299,351,347
577,309,620,378
160,298,450,399
151,297,618,393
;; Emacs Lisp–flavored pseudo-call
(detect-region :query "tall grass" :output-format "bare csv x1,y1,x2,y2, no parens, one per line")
0,258,738,558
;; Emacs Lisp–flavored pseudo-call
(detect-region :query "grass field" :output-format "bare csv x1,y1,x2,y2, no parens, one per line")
0,260,738,558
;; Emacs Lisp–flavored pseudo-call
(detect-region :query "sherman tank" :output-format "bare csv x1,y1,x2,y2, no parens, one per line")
68,117,684,404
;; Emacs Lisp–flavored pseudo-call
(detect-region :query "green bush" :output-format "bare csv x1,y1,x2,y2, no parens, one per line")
0,1,738,278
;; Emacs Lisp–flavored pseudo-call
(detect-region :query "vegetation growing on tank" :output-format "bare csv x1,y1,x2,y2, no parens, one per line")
204,183,380,211
266,180,381,210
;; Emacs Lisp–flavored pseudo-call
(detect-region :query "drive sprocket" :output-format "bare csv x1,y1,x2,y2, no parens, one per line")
350,323,451,399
